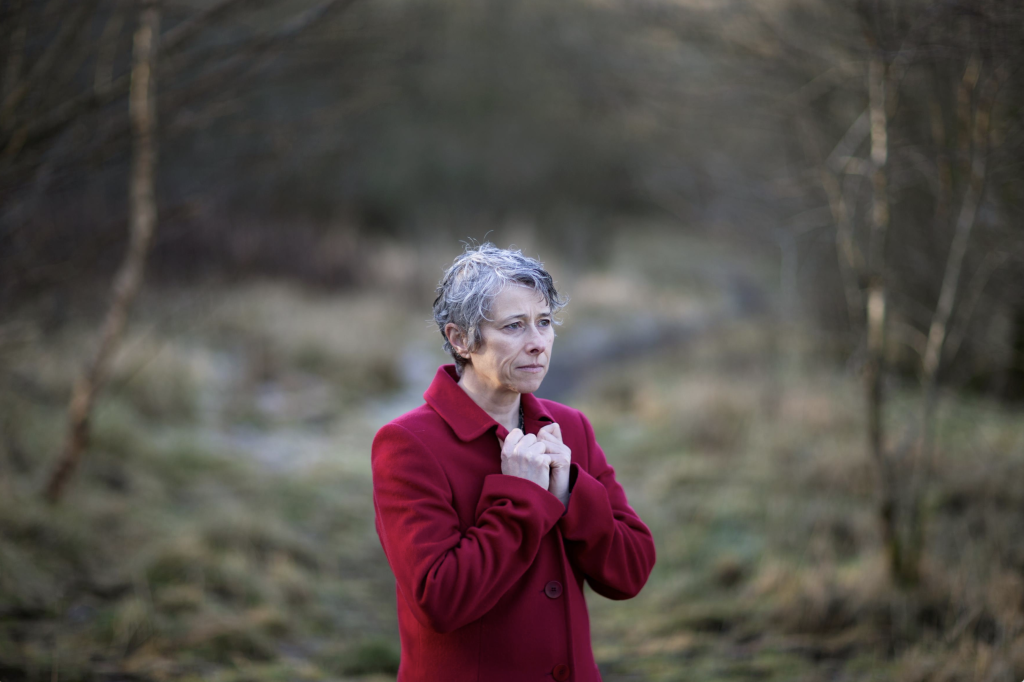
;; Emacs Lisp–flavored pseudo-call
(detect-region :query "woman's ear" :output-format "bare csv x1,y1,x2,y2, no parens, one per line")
444,323,471,359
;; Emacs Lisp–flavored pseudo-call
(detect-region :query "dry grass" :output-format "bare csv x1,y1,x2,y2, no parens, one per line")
1,263,1023,681
0,281,417,681
576,321,1024,682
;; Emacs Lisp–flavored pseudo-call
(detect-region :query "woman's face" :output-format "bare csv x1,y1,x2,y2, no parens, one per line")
464,284,555,396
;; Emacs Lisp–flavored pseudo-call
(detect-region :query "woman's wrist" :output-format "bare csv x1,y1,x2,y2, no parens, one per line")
549,469,571,507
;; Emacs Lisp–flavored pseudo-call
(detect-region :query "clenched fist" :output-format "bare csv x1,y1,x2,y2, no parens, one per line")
500,429,552,490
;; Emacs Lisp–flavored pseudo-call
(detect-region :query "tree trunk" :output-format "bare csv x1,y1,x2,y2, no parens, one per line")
45,0,160,503
863,48,910,585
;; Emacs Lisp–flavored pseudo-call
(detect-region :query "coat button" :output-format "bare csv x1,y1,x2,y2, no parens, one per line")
552,663,570,681
544,580,563,599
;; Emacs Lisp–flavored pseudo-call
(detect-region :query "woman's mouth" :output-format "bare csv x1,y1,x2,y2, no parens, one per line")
517,364,545,373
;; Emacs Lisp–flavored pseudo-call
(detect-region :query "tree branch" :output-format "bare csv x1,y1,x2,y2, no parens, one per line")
0,0,98,129
45,0,161,503
920,58,1003,384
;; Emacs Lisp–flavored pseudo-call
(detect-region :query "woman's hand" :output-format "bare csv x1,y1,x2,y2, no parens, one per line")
538,423,571,508
500,429,551,490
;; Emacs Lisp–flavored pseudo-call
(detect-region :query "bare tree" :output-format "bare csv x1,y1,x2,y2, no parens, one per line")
0,0,361,500
828,1,1017,586
45,0,161,503
904,59,1009,570
0,0,356,302
755,0,1024,585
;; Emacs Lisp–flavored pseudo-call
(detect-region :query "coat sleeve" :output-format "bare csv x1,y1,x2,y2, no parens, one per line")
371,422,566,634
558,411,656,600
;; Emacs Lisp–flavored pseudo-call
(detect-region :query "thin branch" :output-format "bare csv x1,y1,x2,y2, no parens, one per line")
94,1,129,94
920,58,1002,383
160,0,251,52
943,250,1010,367
67,0,359,166
0,0,98,128
825,110,870,174
4,0,355,161
46,0,161,503
3,0,253,160
819,167,864,326
1,0,28,117
904,58,1010,575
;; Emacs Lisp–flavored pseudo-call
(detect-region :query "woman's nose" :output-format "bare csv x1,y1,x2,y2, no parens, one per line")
524,324,547,354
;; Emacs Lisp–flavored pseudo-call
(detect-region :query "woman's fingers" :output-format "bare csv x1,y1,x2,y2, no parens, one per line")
514,433,536,448
525,449,551,467
522,440,548,458
548,452,570,469
504,428,525,450
538,435,570,468
503,443,551,488
500,431,530,459
501,427,571,489
540,439,568,455
500,431,553,488
538,422,562,443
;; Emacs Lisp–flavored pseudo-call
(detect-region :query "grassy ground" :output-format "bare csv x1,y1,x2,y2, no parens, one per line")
580,324,1024,682
0,282,419,682
1,236,1023,681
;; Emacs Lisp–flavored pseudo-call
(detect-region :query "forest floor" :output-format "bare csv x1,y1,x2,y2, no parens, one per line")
2,232,1023,681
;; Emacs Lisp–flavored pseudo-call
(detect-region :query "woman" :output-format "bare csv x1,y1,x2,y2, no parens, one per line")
371,244,656,682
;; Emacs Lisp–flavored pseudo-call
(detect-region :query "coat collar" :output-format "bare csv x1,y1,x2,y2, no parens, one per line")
424,364,554,442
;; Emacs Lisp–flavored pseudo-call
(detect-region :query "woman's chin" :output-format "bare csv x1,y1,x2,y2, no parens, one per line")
513,375,546,394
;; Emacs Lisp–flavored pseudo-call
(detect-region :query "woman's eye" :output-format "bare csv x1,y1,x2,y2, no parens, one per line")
539,319,551,327
505,322,522,330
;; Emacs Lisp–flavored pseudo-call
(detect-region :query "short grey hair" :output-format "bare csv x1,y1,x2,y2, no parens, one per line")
433,243,568,374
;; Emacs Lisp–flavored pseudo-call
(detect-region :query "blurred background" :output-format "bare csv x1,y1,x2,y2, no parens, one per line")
2,0,1023,679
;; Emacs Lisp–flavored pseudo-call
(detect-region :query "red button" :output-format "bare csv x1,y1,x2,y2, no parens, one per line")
552,664,570,681
544,580,563,599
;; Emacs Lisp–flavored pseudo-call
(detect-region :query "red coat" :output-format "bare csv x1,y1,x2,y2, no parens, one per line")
371,365,656,682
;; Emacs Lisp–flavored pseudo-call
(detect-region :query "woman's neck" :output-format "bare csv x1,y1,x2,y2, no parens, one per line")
457,368,521,433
